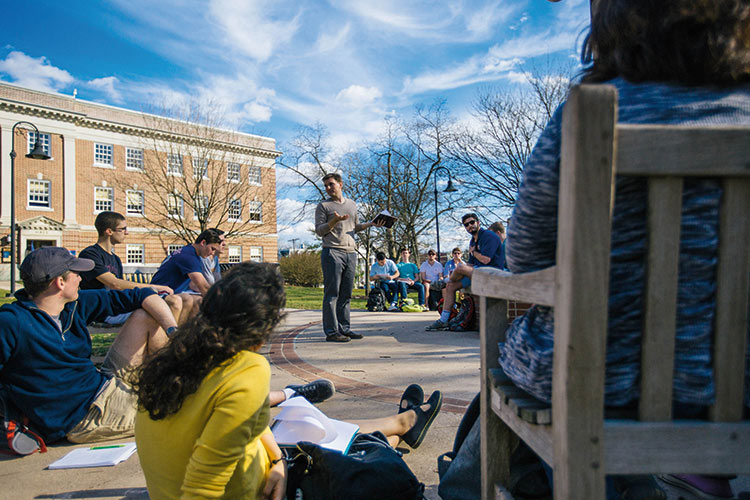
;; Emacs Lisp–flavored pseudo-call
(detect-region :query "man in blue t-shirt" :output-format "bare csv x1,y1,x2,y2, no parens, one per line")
427,213,504,330
396,248,426,310
151,229,223,296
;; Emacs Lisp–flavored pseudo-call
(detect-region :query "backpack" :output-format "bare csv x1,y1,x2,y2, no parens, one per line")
447,295,477,331
366,286,387,312
0,392,47,456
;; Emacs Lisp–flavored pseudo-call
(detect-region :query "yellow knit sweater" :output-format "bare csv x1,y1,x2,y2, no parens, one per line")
136,351,271,499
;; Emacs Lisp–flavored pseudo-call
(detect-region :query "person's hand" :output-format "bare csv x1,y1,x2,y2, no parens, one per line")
150,284,174,295
333,211,350,223
372,218,387,228
263,460,287,500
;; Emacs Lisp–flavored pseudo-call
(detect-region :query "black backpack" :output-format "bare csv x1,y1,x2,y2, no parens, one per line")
366,286,387,312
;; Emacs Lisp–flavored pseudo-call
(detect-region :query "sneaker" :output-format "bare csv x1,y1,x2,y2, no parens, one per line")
658,474,733,500
420,305,429,312
326,333,351,343
387,303,399,312
286,379,336,404
425,319,448,331
342,331,364,339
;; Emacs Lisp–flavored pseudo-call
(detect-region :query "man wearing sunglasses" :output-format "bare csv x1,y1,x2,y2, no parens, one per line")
426,213,503,330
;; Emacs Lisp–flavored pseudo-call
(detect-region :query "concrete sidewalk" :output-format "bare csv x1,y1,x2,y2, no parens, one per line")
1,308,748,499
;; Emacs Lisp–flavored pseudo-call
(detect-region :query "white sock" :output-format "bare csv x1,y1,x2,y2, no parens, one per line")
282,388,296,400
440,310,451,323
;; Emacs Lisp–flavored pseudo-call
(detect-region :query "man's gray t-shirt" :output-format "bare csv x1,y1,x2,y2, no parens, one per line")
315,198,358,252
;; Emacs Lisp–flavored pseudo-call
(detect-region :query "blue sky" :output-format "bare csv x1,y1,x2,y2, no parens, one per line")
1,0,590,248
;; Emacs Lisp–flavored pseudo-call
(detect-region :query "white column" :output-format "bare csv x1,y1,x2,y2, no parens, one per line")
0,122,14,226
62,131,77,226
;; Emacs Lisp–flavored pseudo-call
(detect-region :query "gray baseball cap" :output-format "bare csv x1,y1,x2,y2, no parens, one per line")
20,247,94,282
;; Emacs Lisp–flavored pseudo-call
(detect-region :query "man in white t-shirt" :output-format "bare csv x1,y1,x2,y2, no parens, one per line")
419,249,443,310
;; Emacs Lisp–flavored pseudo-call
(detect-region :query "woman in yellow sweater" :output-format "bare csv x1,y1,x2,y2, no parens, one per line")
134,262,288,500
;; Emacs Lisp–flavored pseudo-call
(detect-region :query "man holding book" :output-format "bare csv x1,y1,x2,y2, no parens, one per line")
315,172,385,342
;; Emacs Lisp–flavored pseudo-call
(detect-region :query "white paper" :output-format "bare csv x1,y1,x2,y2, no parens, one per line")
48,442,137,469
272,397,358,453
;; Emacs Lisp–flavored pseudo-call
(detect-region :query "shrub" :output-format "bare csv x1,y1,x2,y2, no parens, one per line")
279,252,323,287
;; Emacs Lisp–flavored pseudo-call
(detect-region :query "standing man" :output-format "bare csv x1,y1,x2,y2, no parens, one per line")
315,173,384,342
426,213,504,331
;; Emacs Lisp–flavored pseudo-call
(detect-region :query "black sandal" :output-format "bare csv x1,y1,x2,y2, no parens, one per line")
398,384,424,414
402,390,442,449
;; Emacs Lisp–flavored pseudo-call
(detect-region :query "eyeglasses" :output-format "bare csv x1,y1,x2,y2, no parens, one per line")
428,253,435,256
113,227,128,232
463,220,477,227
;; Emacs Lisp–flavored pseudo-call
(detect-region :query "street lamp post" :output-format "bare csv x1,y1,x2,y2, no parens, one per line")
432,164,457,263
8,121,51,295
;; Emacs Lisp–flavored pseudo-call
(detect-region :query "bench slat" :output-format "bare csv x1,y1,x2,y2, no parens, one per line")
472,267,555,306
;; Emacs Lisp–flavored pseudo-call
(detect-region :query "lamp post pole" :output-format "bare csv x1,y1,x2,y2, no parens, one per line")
8,121,51,295
432,165,457,263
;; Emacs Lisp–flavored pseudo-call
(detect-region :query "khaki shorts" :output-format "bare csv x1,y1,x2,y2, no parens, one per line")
66,347,138,444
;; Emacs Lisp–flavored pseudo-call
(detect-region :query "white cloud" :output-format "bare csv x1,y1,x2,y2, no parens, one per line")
335,85,382,107
0,51,73,93
314,24,351,53
465,4,514,39
87,76,123,103
402,54,523,95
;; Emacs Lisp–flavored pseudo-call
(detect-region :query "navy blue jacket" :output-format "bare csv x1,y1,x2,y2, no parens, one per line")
0,287,156,442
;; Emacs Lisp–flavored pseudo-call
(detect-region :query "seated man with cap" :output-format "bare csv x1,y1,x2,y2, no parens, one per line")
0,247,179,444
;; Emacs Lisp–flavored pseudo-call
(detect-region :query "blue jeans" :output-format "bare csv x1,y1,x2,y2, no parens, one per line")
321,248,356,337
396,281,425,305
375,280,399,303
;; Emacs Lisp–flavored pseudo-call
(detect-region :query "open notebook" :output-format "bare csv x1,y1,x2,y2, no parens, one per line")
271,397,359,454
48,442,137,469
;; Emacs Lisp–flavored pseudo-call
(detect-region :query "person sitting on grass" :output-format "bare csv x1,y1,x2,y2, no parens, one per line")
134,262,442,500
369,251,401,311
396,248,427,311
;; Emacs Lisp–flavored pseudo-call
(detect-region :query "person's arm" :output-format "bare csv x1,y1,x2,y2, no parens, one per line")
95,272,174,295
315,203,350,236
187,271,212,295
140,293,178,332
261,430,286,500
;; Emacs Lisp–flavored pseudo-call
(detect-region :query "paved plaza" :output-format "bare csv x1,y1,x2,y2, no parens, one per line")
1,308,748,499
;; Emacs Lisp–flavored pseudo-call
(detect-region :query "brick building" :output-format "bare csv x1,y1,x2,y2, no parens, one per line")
0,82,281,278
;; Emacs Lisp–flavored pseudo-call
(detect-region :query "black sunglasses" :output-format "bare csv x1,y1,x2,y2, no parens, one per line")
463,220,477,227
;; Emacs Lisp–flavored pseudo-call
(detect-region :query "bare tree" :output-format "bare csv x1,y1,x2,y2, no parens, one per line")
113,101,276,248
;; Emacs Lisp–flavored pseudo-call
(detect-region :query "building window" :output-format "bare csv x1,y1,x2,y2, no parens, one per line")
228,245,242,263
248,200,262,222
167,244,181,256
192,158,208,179
126,244,144,264
126,190,144,215
227,162,241,183
249,246,263,262
167,192,184,218
27,179,51,209
94,186,114,213
228,199,242,221
248,165,262,185
94,143,114,167
193,194,209,219
126,148,144,171
167,153,183,176
28,132,51,156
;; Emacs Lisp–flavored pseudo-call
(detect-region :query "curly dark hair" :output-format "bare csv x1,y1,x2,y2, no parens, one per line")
581,0,750,85
133,262,286,420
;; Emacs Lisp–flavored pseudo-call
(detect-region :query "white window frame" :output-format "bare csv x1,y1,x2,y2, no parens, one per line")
228,245,242,263
192,158,209,179
27,179,51,210
126,244,144,264
249,246,263,262
126,148,144,171
247,200,262,223
94,186,114,213
94,143,114,168
227,162,241,183
167,192,184,218
248,165,262,185
126,189,145,216
228,199,242,221
193,194,209,220
167,244,181,256
167,153,183,176
28,131,51,157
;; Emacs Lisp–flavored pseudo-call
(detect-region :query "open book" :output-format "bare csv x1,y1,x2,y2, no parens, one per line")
48,442,137,469
271,397,359,454
372,210,397,229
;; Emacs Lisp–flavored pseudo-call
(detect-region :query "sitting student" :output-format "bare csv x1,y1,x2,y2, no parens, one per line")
427,214,503,331
419,249,444,310
151,228,223,297
443,247,465,281
79,211,184,325
194,227,225,290
498,1,750,498
369,251,401,311
134,262,442,500
487,221,507,270
396,248,427,311
0,247,179,444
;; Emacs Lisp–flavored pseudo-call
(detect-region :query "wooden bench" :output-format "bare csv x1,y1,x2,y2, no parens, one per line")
475,84,750,499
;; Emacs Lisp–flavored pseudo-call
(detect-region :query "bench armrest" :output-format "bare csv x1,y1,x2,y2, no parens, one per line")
471,266,555,306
